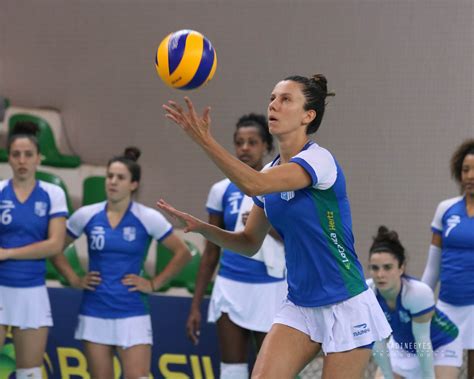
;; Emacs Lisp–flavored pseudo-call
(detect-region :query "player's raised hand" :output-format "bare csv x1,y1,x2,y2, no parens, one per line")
163,97,212,145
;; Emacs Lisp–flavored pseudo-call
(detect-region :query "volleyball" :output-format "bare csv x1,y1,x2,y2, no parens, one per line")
155,29,217,90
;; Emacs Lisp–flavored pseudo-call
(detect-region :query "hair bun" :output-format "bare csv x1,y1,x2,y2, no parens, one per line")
124,146,141,162
311,74,335,97
375,225,400,244
11,121,39,137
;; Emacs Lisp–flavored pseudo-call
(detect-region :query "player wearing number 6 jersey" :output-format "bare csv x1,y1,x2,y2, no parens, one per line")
53,147,191,379
0,122,68,379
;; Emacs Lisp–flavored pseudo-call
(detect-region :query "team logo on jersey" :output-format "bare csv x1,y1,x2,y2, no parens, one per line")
398,310,411,323
123,226,136,242
281,191,295,201
34,201,47,217
91,226,105,235
445,215,461,237
0,200,14,209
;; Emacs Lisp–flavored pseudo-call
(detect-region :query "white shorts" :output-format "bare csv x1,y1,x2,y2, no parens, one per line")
0,285,52,329
388,336,463,379
273,289,392,354
437,300,474,349
75,314,153,349
208,275,287,333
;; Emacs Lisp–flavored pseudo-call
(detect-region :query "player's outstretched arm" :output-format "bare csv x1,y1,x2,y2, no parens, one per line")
163,97,312,196
157,199,269,256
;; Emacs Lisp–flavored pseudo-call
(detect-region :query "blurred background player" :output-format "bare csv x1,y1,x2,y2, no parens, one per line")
368,226,461,379
422,139,474,379
160,73,391,378
0,122,68,379
186,114,287,379
52,147,191,379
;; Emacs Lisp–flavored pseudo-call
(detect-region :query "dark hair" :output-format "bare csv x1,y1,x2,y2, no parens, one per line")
369,226,406,268
284,74,335,134
450,139,474,188
7,121,40,153
107,146,141,183
234,113,274,153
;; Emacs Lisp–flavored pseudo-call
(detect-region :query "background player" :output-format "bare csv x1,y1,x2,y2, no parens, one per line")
368,226,461,379
422,139,474,378
186,113,287,379
53,147,191,379
0,122,68,379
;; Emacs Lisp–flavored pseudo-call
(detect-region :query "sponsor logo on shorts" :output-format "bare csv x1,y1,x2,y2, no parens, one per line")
352,323,371,337
441,349,458,358
281,191,295,201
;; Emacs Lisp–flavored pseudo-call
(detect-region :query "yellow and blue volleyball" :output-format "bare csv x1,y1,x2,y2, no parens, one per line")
155,30,217,90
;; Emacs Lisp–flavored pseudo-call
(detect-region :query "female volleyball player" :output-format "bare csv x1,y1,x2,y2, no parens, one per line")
368,226,461,379
159,74,391,378
0,122,68,379
52,147,191,379
186,113,287,379
422,139,474,378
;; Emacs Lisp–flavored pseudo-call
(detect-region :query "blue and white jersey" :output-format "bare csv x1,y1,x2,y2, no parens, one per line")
207,179,284,283
367,277,458,354
253,142,367,307
431,196,474,305
67,201,173,319
0,179,68,287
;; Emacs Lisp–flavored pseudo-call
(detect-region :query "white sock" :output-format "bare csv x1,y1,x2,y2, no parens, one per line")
16,367,42,379
220,362,249,379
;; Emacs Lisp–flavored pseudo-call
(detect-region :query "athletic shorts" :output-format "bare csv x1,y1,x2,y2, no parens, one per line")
273,289,392,353
437,300,474,349
208,275,287,333
75,314,152,349
0,285,52,329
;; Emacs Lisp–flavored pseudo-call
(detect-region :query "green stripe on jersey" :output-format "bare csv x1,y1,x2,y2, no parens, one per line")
310,188,366,297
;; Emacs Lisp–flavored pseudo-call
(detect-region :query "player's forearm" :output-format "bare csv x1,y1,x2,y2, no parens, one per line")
50,253,82,286
152,245,192,290
199,222,260,256
200,136,267,196
3,237,64,260
372,340,394,379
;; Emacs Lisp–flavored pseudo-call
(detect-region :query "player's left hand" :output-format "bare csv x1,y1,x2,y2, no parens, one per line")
157,199,206,233
122,274,154,293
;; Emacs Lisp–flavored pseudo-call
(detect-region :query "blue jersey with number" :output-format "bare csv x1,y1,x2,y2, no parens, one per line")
431,196,474,305
367,277,458,354
253,142,367,307
67,201,173,318
0,179,68,287
206,179,284,283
